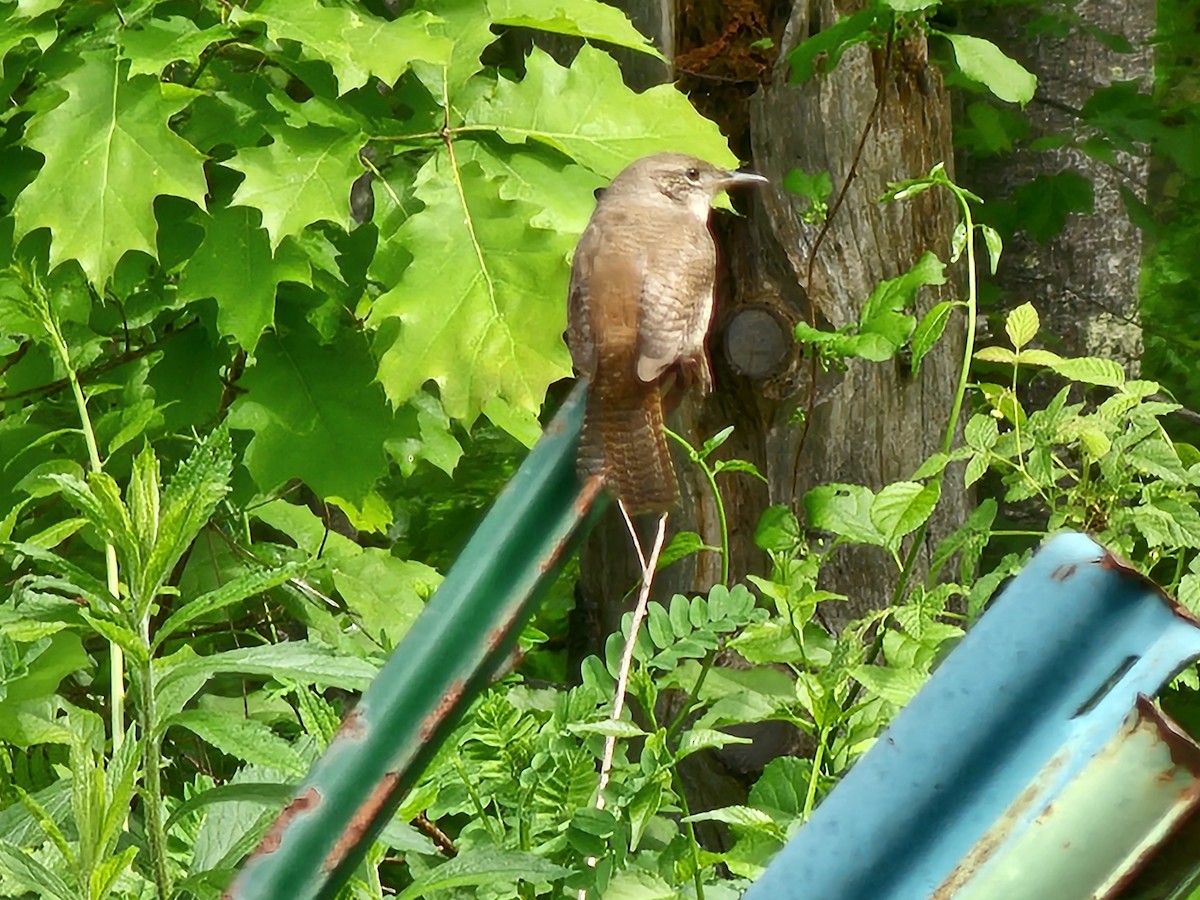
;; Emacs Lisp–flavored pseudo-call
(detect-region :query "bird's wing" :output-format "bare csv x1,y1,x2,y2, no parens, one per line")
635,225,716,384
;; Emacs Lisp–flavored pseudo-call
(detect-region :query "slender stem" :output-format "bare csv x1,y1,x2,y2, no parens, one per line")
138,654,171,898
671,768,706,900
580,510,668,900
802,725,829,820
703,465,730,587
38,290,126,745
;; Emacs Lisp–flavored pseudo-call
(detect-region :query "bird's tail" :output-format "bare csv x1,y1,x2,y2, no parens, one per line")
578,373,677,515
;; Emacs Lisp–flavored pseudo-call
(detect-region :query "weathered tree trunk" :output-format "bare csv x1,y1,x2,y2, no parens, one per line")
959,0,1151,368
568,0,968,832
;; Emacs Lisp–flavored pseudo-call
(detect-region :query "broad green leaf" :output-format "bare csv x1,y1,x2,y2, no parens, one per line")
226,124,364,248
755,505,801,553
454,140,606,235
13,49,207,286
487,0,661,57
164,782,294,835
788,8,888,84
231,0,451,94
139,426,231,610
749,757,810,818
118,16,232,77
980,223,1003,272
683,805,781,833
228,328,411,502
657,530,710,569
911,301,958,375
369,156,573,428
1046,356,1126,387
177,206,293,350
964,414,999,451
804,483,884,546
974,345,1018,365
1011,172,1094,242
871,480,940,549
1005,302,1038,349
465,45,738,177
566,719,647,738
383,391,463,477
942,33,1037,106
850,663,927,706
1017,348,1065,367
394,848,572,900
0,840,74,900
168,710,306,777
331,550,439,648
155,641,379,706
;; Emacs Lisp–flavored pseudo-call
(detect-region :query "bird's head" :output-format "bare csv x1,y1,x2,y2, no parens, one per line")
606,152,767,218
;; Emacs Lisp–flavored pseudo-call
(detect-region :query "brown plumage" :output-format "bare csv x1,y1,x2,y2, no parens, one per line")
567,153,766,514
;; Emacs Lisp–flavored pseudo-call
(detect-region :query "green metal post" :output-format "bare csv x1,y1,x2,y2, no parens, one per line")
227,384,601,899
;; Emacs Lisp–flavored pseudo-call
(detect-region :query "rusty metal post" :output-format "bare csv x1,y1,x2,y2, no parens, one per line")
227,384,602,900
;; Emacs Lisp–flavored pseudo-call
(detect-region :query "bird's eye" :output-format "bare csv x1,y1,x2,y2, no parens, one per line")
685,167,700,182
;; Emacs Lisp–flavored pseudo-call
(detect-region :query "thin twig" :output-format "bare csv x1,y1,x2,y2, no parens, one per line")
580,507,668,898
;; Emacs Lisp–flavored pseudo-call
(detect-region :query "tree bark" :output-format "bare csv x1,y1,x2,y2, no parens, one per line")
959,0,1151,369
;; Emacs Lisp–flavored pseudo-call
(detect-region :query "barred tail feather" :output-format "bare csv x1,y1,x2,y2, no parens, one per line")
577,376,676,515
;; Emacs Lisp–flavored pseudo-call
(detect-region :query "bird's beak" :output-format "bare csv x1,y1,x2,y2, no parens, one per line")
721,169,769,188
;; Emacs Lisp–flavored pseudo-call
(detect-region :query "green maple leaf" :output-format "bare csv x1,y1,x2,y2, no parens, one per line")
230,0,450,94
12,49,208,286
118,16,233,77
464,45,739,177
368,154,573,430
487,0,661,58
225,124,364,248
177,205,310,350
227,327,408,502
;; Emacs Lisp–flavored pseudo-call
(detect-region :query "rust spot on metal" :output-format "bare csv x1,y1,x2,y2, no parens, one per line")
1099,551,1200,626
932,753,1068,898
251,786,322,857
332,708,366,743
419,679,466,742
322,771,400,873
1051,563,1077,581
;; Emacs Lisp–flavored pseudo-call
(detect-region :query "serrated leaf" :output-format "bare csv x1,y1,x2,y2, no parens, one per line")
331,550,439,648
394,848,571,900
974,345,1018,365
369,156,573,428
942,33,1037,106
168,710,306,777
13,49,208,286
487,0,661,57
155,641,378,711
850,663,927,706
226,124,364,249
1005,302,1038,349
804,483,884,546
964,414,999,450
177,206,290,350
228,329,406,501
755,505,800,553
1017,348,1065,367
870,480,940,549
657,530,709,569
1046,356,1126,387
118,16,233,77
465,45,738,177
154,561,309,648
231,1,451,94
0,840,74,900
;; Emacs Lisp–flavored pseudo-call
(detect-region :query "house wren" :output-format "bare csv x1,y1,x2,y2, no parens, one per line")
567,153,766,514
